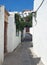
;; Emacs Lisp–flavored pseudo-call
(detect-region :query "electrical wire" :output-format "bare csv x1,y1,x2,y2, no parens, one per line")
33,0,45,27
36,0,44,12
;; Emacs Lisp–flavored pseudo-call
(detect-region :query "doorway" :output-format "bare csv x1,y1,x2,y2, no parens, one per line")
4,22,8,53
26,27,30,32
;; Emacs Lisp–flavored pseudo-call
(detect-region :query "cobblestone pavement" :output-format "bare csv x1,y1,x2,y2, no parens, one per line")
3,42,44,65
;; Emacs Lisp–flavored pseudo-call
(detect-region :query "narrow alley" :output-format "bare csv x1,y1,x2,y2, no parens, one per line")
3,37,44,65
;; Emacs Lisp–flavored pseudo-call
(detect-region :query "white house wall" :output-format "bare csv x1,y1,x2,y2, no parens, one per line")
0,6,4,65
33,0,47,65
14,31,21,49
30,27,33,35
23,28,26,38
7,13,21,52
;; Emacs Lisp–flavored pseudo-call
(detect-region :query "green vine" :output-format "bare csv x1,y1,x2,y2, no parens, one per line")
15,13,33,31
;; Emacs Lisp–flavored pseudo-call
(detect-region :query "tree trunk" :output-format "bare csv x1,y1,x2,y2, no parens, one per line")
21,30,23,42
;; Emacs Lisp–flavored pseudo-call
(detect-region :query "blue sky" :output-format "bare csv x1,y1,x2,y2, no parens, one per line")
0,0,34,12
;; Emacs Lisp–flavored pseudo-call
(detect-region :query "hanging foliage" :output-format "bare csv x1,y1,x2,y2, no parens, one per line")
25,13,33,27
19,18,25,31
15,13,33,31
15,13,20,30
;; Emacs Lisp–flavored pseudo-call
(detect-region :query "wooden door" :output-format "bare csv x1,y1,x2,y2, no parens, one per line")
26,27,30,32
4,22,8,53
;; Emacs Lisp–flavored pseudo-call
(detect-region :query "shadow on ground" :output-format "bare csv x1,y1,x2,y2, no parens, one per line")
2,41,43,65
21,42,41,65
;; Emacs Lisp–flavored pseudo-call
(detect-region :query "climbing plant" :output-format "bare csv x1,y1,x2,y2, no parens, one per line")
15,13,33,31
14,12,36,41
25,13,33,27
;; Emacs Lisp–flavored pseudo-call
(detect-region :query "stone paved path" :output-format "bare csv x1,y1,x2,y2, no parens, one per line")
3,42,44,65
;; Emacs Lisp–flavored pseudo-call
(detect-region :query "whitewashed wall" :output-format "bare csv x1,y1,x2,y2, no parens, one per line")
33,0,47,65
7,13,21,52
23,28,26,38
0,6,4,65
30,27,33,35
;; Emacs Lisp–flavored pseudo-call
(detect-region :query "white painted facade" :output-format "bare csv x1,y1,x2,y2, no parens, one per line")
7,12,21,52
33,0,47,65
0,6,4,65
23,28,26,38
30,27,33,35
0,6,21,65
